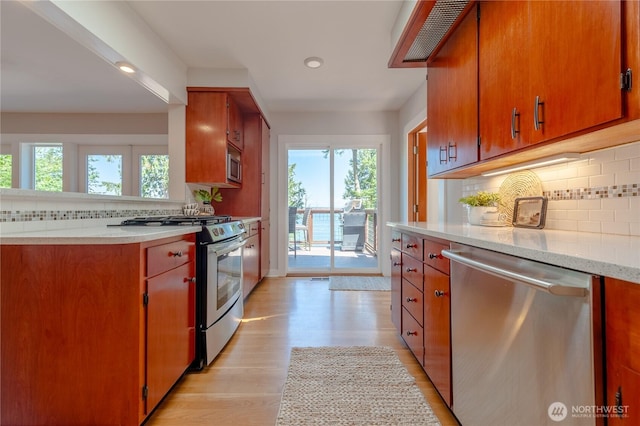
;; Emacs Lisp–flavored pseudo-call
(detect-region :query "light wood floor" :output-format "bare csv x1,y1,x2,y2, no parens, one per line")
145,277,460,426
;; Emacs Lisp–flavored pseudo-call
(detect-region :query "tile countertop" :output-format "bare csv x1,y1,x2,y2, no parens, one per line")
387,222,640,284
0,225,202,245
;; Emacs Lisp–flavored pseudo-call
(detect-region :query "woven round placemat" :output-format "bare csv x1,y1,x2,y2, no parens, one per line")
498,170,543,224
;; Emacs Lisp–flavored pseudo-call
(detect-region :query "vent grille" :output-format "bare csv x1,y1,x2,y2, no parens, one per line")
404,0,470,62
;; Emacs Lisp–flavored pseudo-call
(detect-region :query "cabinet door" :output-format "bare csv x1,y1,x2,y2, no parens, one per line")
423,266,451,407
427,5,478,176
260,116,270,219
227,95,244,150
529,1,623,144
605,277,640,422
146,261,194,412
390,248,402,333
479,1,532,160
242,233,260,298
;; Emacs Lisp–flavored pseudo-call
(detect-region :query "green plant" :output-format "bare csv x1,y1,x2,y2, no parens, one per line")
458,191,501,207
193,187,222,203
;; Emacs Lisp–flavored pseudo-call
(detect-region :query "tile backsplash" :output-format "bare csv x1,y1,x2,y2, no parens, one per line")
462,140,640,236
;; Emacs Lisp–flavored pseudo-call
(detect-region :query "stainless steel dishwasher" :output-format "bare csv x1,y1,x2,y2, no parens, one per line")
442,243,599,426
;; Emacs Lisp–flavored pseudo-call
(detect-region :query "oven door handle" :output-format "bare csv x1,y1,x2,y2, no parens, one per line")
212,239,247,256
441,249,588,297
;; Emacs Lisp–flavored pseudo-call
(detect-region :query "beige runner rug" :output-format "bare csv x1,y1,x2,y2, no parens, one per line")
275,346,442,425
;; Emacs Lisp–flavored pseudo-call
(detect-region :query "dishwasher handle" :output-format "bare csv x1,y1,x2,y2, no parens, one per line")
441,249,588,297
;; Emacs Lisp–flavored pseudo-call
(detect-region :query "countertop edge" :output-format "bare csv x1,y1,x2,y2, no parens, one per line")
388,222,640,284
0,225,202,245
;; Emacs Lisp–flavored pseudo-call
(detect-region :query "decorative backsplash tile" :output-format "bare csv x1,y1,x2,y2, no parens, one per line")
543,183,639,200
0,208,181,223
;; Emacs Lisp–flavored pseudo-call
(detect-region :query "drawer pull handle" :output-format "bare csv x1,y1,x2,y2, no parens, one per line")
406,331,418,336
511,107,520,139
184,277,196,283
428,253,442,260
406,297,417,303
393,262,402,266
392,238,401,242
406,243,417,249
405,267,417,273
534,96,544,131
434,290,446,297
171,250,183,257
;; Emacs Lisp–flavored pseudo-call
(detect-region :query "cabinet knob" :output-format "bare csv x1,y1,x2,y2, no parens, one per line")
406,331,418,336
428,252,442,260
406,297,417,303
184,277,196,283
170,250,183,257
405,243,417,249
434,290,446,298
392,238,401,242
405,267,417,273
393,262,402,267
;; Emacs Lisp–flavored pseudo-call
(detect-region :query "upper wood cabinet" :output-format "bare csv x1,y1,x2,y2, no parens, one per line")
227,95,244,150
427,5,478,176
479,1,623,161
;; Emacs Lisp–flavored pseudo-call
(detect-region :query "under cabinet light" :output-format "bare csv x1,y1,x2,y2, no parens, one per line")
115,61,136,74
481,153,581,177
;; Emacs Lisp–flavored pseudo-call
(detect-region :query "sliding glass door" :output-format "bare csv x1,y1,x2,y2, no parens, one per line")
287,146,379,274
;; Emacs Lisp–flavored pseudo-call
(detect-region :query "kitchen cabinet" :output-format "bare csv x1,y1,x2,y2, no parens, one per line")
390,230,452,407
242,221,261,298
227,95,244,150
0,234,196,425
427,5,478,176
186,90,240,187
145,237,196,411
422,239,451,407
479,0,623,160
605,277,640,424
260,219,270,280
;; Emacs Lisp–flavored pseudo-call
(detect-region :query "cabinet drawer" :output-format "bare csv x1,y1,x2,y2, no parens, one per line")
246,221,260,237
147,239,195,277
402,307,424,365
402,254,423,291
391,230,402,250
401,233,423,260
402,279,423,327
424,240,450,275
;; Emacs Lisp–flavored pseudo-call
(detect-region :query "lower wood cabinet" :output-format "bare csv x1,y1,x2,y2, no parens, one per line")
605,277,640,424
0,233,196,425
391,230,452,408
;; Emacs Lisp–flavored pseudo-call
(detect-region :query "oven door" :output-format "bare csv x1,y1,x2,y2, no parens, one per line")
206,238,244,327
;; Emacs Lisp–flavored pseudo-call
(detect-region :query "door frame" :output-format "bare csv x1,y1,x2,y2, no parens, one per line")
407,120,428,222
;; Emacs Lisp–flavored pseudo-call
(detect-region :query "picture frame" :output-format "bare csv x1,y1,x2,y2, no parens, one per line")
512,196,548,229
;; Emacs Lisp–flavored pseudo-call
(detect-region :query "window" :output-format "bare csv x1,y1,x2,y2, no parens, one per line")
140,154,169,198
34,144,63,192
0,154,11,188
87,154,123,196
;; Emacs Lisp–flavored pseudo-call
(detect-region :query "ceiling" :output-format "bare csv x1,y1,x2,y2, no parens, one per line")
1,0,427,114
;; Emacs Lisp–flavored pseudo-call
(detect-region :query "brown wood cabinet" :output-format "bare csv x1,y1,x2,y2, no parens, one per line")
227,95,244,150
427,5,478,176
242,221,261,298
0,234,196,425
390,230,452,408
479,1,623,160
605,277,640,424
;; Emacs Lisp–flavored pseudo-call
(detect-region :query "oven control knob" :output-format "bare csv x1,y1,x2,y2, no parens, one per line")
212,229,219,236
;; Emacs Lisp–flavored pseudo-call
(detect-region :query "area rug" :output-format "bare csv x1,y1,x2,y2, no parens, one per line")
275,346,441,425
328,276,391,291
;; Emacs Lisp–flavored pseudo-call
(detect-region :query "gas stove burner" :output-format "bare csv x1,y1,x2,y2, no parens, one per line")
118,215,232,226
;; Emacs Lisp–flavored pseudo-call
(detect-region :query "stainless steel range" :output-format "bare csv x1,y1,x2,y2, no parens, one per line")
117,215,247,370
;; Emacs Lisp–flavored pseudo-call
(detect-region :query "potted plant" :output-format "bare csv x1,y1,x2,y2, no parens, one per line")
193,187,222,214
459,191,501,225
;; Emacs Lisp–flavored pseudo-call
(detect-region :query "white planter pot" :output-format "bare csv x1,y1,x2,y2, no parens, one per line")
466,206,498,226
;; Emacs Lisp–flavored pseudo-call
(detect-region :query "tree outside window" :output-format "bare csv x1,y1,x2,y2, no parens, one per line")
140,154,169,198
0,154,12,188
35,145,63,192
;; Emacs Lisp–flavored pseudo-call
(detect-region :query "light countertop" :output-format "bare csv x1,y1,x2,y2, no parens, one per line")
387,222,640,284
0,225,202,245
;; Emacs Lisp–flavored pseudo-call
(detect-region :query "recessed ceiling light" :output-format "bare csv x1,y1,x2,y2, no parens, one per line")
304,57,324,69
116,61,136,74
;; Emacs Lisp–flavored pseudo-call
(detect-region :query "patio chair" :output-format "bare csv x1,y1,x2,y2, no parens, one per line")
296,208,311,251
288,206,298,257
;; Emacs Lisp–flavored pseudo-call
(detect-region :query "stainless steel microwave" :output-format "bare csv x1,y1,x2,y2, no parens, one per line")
227,151,241,183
